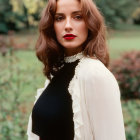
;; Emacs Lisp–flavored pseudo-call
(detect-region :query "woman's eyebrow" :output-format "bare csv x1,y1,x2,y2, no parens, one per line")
55,11,82,15
72,11,82,14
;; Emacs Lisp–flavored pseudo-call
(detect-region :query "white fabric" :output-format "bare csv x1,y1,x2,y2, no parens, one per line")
27,56,126,140
64,51,84,63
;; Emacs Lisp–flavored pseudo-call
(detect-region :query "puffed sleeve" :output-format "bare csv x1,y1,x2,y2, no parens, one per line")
27,79,50,140
84,61,126,140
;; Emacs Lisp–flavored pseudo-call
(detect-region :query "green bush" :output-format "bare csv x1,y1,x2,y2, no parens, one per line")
0,0,19,33
0,48,27,140
110,50,140,100
132,7,140,25
122,100,140,140
0,35,45,140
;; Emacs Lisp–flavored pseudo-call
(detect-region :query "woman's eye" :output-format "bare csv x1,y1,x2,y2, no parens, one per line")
74,15,83,20
55,16,63,21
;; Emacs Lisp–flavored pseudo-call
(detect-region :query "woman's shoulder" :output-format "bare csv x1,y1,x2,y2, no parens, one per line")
78,57,120,96
80,56,107,73
79,56,116,81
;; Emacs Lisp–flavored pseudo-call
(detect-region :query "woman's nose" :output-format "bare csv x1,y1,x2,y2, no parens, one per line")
65,18,72,32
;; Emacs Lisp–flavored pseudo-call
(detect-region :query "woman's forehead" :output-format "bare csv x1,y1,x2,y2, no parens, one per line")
56,0,81,13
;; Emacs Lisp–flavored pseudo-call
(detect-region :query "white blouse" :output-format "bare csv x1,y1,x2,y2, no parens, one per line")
27,53,126,140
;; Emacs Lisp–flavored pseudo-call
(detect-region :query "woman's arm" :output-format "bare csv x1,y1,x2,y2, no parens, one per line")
84,64,126,140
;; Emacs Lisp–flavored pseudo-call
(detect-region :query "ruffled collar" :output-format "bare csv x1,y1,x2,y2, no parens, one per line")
64,51,84,63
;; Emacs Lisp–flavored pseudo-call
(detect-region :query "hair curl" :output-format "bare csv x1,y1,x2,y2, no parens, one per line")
35,0,109,80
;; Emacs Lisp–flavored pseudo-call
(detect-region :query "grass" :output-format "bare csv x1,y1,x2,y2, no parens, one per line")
13,50,46,103
108,25,140,59
109,35,140,59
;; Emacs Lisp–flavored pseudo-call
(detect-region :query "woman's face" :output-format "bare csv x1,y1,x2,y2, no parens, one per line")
54,0,88,56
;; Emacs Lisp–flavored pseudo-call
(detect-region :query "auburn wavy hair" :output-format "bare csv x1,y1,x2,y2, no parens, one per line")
35,0,109,80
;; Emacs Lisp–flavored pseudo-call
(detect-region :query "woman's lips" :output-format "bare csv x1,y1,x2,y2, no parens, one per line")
64,36,76,40
63,34,77,40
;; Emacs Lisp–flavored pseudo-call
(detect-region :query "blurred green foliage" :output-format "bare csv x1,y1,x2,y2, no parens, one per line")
132,7,140,24
0,0,17,33
95,0,138,28
0,48,27,140
0,49,45,140
0,0,46,33
122,100,140,140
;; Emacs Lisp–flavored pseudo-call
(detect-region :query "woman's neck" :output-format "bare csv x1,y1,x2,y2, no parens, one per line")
64,48,83,57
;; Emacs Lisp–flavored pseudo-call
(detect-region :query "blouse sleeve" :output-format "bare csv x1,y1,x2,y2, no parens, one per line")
27,79,50,140
84,63,126,140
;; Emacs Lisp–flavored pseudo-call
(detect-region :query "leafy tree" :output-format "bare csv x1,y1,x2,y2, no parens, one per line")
10,0,46,27
132,7,140,24
0,0,46,33
0,0,17,33
95,0,138,28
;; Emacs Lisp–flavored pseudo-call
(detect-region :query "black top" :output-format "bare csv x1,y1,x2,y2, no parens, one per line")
32,60,80,140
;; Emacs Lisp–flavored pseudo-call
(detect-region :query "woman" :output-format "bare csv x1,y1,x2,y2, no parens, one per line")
27,0,126,140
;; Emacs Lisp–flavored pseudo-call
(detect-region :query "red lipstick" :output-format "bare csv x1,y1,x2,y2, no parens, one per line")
63,34,77,40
